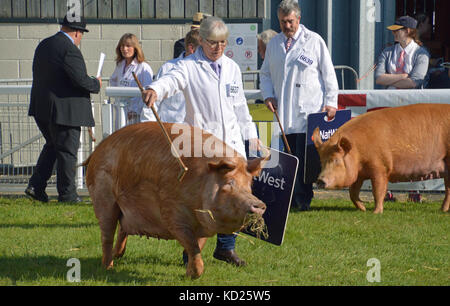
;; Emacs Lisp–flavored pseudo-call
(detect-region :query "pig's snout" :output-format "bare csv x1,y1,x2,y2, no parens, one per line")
249,200,266,215
316,178,327,189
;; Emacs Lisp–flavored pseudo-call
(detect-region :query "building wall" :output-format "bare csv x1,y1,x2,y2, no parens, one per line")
0,22,191,81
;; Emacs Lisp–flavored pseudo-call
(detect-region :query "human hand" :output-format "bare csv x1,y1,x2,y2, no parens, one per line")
322,106,337,121
142,89,157,108
264,97,278,113
96,77,102,88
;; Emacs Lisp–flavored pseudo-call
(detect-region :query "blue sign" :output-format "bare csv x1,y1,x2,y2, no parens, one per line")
236,37,244,45
304,110,352,184
244,148,299,246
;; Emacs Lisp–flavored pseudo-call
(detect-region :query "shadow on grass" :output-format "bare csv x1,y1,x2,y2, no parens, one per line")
308,205,359,212
0,255,185,285
0,223,96,229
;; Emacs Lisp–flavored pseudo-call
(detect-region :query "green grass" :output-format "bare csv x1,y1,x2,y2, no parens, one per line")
0,196,448,286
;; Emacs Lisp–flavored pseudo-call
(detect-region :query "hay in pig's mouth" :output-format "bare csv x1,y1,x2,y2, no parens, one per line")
195,209,268,240
242,213,268,240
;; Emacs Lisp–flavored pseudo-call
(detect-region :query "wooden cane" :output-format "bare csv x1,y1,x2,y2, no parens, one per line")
273,109,292,154
132,72,188,182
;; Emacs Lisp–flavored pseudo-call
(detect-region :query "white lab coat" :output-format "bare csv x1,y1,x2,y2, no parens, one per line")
148,47,258,157
260,24,339,135
141,53,186,123
110,59,153,117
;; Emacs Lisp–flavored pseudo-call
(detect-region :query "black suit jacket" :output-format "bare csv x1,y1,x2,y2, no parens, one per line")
173,38,185,59
29,32,100,127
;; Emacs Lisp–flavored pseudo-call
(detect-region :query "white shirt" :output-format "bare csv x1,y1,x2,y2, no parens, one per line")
148,47,258,157
110,59,153,115
260,24,339,135
141,53,186,123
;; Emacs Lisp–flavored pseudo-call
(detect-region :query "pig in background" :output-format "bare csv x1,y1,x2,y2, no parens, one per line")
83,122,267,279
313,103,449,214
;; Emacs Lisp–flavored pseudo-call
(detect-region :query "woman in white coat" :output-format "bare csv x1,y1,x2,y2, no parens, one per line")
142,16,258,267
260,0,339,211
110,33,153,126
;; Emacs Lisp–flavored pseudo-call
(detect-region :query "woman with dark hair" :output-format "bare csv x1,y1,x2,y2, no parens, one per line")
375,16,429,89
110,33,153,125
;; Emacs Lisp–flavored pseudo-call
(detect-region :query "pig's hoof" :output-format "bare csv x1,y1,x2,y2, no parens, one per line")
103,261,114,270
373,209,383,214
186,258,204,279
186,268,202,279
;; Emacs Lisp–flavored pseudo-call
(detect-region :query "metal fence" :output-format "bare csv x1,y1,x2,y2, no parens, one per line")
0,82,97,188
0,66,360,190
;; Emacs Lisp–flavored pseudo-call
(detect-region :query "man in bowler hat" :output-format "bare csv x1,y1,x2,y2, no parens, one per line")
25,15,102,203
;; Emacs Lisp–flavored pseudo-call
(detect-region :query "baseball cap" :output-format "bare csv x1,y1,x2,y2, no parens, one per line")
387,16,418,31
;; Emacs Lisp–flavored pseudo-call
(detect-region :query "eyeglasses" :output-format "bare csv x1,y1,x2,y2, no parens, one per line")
204,38,227,48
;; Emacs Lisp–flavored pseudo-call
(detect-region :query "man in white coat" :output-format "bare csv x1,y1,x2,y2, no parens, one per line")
142,16,259,267
260,0,339,211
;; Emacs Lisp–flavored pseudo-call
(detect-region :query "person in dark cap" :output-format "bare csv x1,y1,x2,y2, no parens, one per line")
25,14,102,203
173,12,209,58
375,15,430,89
374,15,430,203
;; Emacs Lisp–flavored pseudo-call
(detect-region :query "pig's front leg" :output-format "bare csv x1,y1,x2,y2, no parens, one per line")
349,179,366,212
442,175,449,212
371,174,388,214
178,233,204,279
165,212,205,279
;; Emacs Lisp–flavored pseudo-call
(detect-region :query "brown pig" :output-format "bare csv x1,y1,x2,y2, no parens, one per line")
84,122,267,278
313,103,450,214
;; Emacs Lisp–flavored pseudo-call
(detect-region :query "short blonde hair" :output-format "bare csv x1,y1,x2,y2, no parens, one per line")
115,33,146,64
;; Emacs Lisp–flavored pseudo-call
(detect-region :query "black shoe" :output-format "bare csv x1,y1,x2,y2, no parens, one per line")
24,186,49,202
213,249,246,267
58,196,83,203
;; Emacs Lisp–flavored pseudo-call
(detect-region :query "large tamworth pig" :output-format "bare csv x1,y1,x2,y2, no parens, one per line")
313,103,450,214
84,122,267,278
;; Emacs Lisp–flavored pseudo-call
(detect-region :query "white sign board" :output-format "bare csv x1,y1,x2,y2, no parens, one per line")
225,24,258,80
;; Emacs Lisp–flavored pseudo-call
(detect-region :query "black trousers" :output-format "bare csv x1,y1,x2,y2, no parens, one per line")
286,133,313,209
29,119,81,201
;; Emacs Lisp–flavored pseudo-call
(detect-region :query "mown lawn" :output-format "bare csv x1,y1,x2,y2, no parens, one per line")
0,195,448,286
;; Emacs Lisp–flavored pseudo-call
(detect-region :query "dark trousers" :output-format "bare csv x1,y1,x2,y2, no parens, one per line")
286,133,313,210
29,119,81,201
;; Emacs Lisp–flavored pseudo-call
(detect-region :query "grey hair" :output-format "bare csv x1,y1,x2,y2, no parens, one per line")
199,16,229,40
278,0,301,18
257,29,277,45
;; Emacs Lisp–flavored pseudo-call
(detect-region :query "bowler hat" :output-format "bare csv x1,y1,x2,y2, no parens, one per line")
60,15,89,32
387,16,418,31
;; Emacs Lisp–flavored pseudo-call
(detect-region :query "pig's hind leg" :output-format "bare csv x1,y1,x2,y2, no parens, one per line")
349,179,366,212
91,174,121,269
113,224,128,258
442,162,449,212
370,174,388,214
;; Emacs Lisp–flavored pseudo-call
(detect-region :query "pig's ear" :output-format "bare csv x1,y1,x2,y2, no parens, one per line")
247,156,269,177
208,159,237,174
338,136,352,154
312,127,323,149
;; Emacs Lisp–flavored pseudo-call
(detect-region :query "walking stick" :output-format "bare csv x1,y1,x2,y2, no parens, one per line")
273,109,292,154
132,72,188,182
